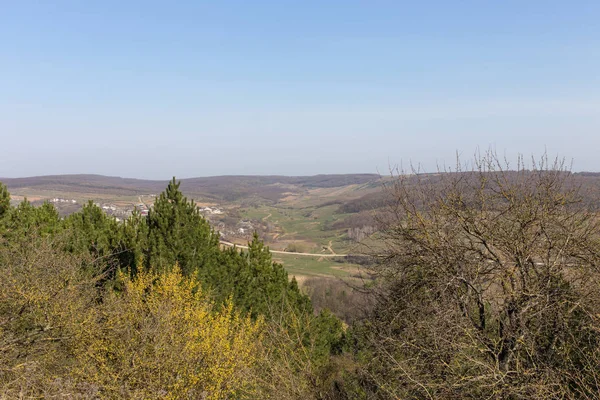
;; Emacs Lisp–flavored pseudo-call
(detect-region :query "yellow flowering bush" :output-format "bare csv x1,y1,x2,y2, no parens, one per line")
73,266,264,399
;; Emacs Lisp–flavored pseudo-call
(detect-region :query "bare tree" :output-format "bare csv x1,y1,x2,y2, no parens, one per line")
360,151,600,399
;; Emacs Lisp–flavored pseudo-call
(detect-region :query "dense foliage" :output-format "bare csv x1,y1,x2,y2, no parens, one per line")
0,178,344,399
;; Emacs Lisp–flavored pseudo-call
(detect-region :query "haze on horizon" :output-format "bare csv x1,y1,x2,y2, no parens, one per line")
1,1,599,180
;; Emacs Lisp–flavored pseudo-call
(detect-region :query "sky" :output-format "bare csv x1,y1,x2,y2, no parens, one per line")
1,1,599,179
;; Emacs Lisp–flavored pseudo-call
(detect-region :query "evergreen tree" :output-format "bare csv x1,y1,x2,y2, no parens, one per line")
64,201,120,258
144,179,313,320
116,208,148,276
34,202,61,235
0,182,10,219
1,198,35,239
238,233,312,317
145,177,220,276
1,198,60,242
209,233,312,318
62,200,143,282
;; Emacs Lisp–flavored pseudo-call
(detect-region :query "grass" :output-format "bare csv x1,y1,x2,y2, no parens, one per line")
240,202,356,254
272,252,358,279
240,200,367,279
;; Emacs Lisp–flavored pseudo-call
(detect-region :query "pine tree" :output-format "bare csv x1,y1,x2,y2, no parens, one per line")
0,198,62,248
34,202,61,235
144,180,312,319
0,182,10,219
240,233,312,317
2,198,35,240
65,201,114,254
117,208,148,276
145,177,220,276
206,233,312,319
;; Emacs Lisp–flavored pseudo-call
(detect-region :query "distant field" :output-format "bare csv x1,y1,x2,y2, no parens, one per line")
240,204,358,253
272,252,359,279
231,185,382,278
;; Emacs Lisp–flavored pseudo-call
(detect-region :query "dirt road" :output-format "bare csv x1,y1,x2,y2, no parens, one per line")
220,241,346,257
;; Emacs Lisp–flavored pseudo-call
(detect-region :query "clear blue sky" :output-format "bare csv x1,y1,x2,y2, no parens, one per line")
1,1,599,178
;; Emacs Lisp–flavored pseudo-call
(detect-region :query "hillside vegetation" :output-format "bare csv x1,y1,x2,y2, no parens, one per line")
2,154,600,398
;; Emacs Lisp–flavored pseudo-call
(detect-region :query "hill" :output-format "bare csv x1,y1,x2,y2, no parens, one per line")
0,173,381,202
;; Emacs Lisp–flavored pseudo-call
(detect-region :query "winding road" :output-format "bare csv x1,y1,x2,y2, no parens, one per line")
219,241,347,257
